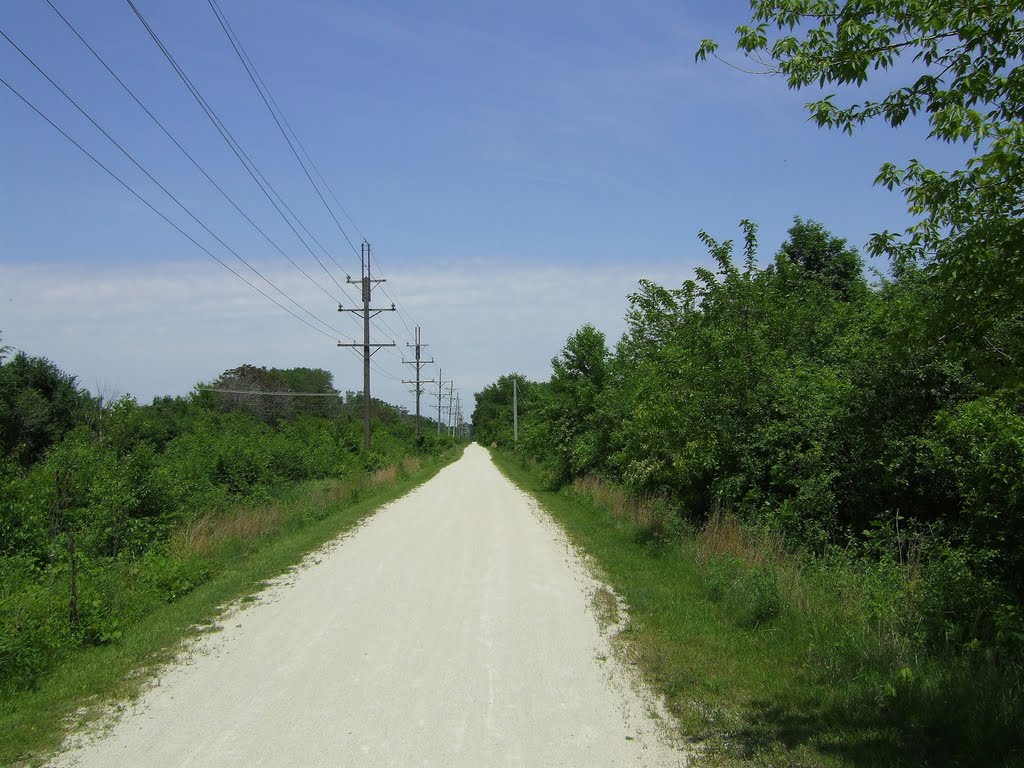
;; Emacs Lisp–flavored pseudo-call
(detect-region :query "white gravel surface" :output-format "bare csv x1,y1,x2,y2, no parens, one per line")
50,444,686,767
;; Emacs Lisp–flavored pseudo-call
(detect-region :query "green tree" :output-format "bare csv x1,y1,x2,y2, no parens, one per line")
544,325,611,484
0,352,91,466
698,5,1023,242
271,367,339,419
471,374,534,448
203,365,339,423
776,217,866,300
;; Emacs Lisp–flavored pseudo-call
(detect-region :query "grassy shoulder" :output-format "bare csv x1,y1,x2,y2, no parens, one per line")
1,446,464,767
489,449,1023,768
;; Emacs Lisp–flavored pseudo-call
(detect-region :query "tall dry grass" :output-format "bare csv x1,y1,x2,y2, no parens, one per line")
173,505,283,558
308,478,355,507
369,466,398,487
172,463,416,559
571,476,672,534
697,512,786,567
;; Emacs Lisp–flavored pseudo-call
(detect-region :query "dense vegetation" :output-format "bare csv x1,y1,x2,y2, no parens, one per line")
478,216,1023,628
476,2,1024,763
0,348,455,695
478,219,1023,762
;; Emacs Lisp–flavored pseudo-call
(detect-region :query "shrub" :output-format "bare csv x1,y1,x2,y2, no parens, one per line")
0,579,70,691
135,551,211,604
729,564,782,628
704,554,782,628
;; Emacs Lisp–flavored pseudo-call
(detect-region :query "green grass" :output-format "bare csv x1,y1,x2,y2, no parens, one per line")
490,450,1024,768
0,447,463,767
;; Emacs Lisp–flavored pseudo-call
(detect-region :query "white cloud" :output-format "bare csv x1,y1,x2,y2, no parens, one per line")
0,257,684,413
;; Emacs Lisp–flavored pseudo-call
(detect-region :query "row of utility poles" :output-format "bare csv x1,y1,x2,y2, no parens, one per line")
341,241,467,448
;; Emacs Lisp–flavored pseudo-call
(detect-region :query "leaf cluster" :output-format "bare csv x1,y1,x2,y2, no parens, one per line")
697,1,1024,306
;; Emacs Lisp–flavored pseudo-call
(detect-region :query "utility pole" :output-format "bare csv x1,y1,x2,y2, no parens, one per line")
446,384,456,436
435,368,452,436
513,378,519,447
455,397,465,440
337,241,395,450
402,326,434,441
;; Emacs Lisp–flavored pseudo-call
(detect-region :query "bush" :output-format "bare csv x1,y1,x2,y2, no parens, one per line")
0,355,450,694
0,556,73,691
135,551,211,605
730,564,782,628
926,396,1024,591
704,554,782,628
0,579,70,691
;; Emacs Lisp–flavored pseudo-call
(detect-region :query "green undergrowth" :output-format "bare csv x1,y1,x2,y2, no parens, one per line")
0,446,463,767
490,449,1024,768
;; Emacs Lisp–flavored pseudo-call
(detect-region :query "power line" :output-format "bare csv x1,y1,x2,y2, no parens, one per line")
0,74,345,343
198,389,342,397
206,0,360,259
43,0,344,309
209,0,367,244
123,0,365,321
204,0,419,346
126,2,444,399
0,26,353,343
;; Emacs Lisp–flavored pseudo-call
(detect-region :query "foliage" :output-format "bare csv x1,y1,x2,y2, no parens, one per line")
0,351,94,466
471,373,539,448
543,325,612,486
696,1,1024,274
201,364,340,423
485,215,1022,678
0,356,457,695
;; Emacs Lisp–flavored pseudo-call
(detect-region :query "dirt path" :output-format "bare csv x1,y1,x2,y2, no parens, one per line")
51,444,685,767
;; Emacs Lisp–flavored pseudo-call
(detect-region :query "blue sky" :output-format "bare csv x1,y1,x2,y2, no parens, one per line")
0,0,968,410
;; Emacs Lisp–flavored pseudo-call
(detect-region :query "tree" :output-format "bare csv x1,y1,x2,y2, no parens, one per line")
696,2,1024,296
776,217,866,300
0,352,90,465
471,374,534,447
203,365,339,423
271,367,339,419
545,325,611,483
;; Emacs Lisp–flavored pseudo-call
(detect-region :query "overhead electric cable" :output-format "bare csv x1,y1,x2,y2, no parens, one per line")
123,0,363,315
199,389,343,397
0,26,351,341
0,75,349,343
43,0,344,308
206,0,359,258
209,0,367,243
205,0,416,344
196,1,452,409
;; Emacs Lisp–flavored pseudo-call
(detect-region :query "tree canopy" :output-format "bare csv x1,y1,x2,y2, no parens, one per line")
697,1,1024,299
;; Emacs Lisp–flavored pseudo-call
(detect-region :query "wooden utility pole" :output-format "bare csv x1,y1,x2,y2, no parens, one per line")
435,369,452,436
446,383,456,436
513,378,519,447
337,241,395,450
402,326,434,441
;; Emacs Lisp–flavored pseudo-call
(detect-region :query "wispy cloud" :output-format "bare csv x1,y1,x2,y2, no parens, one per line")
0,257,683,408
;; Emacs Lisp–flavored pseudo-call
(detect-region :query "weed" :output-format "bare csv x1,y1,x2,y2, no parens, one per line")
591,586,621,631
369,466,398,488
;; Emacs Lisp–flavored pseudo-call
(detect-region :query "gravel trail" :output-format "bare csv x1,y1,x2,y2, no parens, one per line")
51,444,685,767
